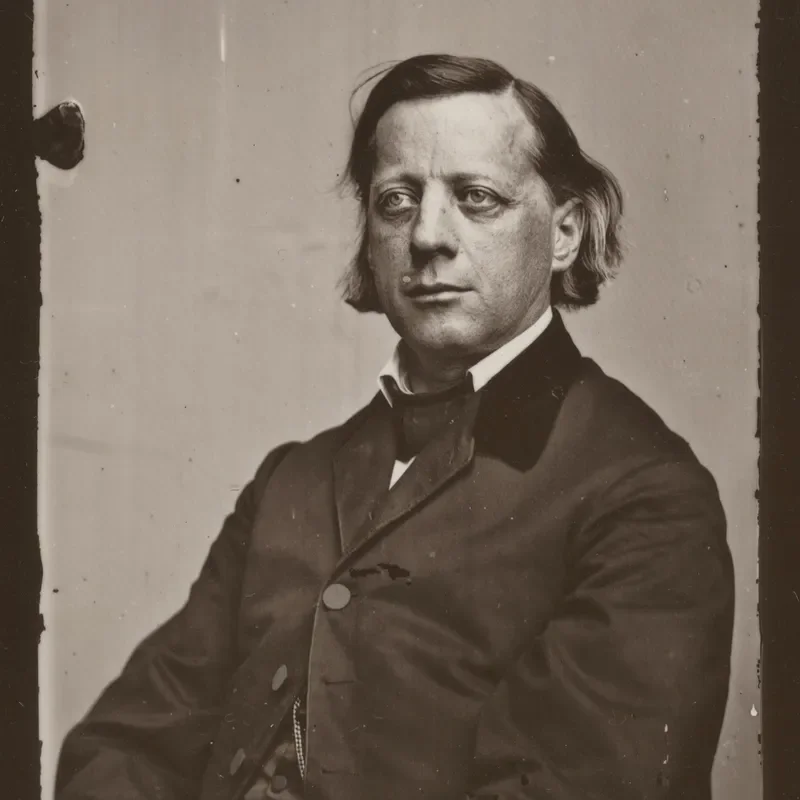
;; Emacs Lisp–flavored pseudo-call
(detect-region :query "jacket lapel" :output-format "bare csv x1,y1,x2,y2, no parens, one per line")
332,394,479,564
473,310,584,471
332,395,397,556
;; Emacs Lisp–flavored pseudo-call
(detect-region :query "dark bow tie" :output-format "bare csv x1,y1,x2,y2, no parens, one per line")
387,378,474,462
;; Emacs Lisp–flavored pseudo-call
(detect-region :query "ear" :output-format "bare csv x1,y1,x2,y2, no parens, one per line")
551,198,584,273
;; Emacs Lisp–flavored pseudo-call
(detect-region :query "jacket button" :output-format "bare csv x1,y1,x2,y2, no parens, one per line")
322,583,351,610
271,774,288,792
229,747,246,776
271,664,288,691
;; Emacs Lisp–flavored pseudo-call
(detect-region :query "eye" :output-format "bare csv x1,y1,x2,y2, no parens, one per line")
459,187,501,211
376,189,418,216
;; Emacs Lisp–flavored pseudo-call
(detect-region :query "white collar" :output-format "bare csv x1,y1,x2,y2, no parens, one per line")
378,307,554,406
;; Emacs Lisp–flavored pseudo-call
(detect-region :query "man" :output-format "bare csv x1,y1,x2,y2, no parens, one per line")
56,54,734,800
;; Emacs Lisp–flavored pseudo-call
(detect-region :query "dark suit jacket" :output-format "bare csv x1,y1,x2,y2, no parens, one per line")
56,313,734,800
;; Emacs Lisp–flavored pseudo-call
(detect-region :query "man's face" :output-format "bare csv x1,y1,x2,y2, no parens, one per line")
367,90,573,364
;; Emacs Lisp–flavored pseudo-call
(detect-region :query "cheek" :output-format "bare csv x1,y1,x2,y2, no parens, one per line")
366,228,409,310
499,209,553,273
469,224,533,278
468,217,552,303
472,204,550,257
368,225,407,273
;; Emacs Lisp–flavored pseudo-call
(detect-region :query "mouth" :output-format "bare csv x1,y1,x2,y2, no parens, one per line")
405,283,469,301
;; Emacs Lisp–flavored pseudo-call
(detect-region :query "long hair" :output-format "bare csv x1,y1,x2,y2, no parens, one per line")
339,54,624,312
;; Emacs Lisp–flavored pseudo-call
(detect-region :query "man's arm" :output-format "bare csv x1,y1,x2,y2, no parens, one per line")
470,458,735,799
55,442,295,800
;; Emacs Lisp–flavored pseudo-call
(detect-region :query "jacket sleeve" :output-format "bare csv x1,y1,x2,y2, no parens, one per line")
469,458,735,800
55,443,295,800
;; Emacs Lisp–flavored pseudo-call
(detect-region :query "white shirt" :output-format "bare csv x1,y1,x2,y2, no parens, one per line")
378,307,554,487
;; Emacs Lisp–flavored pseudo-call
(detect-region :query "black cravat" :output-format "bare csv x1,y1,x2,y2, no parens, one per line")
388,378,474,462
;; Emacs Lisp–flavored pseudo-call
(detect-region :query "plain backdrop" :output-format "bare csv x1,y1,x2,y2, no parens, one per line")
37,1,759,798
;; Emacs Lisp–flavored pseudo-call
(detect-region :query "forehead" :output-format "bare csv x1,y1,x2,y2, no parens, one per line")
372,91,539,181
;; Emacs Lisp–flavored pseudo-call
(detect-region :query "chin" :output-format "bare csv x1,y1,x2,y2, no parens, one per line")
402,320,485,359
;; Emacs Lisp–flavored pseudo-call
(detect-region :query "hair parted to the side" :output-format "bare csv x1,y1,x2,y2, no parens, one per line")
339,54,624,312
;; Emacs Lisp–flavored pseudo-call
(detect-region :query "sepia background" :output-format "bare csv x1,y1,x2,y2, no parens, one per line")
37,1,759,797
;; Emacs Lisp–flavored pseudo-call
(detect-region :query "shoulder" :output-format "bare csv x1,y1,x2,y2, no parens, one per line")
553,360,730,577
555,358,724,521
564,358,702,466
248,393,382,489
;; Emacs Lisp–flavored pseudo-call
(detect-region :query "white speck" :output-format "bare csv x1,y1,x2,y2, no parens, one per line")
547,56,555,63
664,723,669,732
110,404,115,409
220,12,227,63
291,303,296,309
683,98,690,104
750,705,758,717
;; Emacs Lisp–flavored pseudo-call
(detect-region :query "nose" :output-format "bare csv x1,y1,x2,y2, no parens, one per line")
410,186,457,264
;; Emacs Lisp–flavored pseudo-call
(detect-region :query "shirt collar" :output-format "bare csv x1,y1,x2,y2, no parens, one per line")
378,306,554,406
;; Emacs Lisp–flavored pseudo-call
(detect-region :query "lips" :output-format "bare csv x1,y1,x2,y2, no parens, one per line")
406,282,467,298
